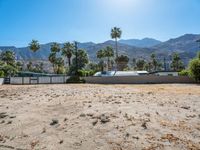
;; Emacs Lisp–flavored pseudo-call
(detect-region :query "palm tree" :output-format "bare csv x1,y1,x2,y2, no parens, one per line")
55,57,64,74
62,42,74,67
104,46,114,70
97,49,105,72
151,53,158,71
50,42,60,53
48,52,56,73
29,40,40,52
171,53,184,71
111,27,122,58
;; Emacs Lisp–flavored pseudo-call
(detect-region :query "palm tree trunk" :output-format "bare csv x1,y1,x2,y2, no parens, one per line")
68,57,71,66
115,38,118,58
107,57,110,71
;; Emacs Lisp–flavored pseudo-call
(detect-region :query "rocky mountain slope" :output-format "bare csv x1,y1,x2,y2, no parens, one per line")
0,34,199,64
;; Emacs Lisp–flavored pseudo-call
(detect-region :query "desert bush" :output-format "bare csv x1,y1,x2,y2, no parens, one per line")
0,70,5,78
178,70,189,76
77,70,96,77
66,76,85,83
189,58,200,82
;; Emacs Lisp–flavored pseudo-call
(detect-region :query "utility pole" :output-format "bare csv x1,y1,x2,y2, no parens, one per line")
74,41,78,76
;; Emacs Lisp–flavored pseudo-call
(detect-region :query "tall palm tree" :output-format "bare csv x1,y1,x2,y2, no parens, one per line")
62,42,74,67
111,27,122,58
29,40,40,52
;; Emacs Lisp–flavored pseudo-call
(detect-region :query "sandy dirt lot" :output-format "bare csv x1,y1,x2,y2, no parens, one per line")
0,84,200,150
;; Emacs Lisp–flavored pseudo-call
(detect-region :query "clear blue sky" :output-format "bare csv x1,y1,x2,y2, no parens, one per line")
0,0,200,47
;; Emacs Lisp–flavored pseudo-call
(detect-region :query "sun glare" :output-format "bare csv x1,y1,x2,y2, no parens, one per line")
99,0,139,14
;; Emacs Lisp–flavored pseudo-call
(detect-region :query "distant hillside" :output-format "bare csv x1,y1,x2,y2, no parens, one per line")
154,34,200,53
0,34,199,65
119,38,161,47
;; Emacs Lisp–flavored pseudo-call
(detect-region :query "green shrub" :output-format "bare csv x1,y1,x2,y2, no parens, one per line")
66,76,85,83
189,58,200,82
0,70,4,78
178,70,189,76
77,70,96,77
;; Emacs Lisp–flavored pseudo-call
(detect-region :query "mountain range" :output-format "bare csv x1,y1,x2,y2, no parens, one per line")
0,34,200,65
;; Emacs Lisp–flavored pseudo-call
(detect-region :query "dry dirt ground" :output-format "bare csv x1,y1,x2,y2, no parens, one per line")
0,84,200,150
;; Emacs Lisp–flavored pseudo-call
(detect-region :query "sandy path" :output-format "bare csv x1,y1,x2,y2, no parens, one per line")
0,84,200,150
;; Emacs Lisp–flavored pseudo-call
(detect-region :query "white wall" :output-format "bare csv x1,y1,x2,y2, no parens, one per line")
84,76,195,84
10,76,70,85
0,78,4,85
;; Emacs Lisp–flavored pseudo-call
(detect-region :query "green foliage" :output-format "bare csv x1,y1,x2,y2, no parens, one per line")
77,70,96,77
179,70,189,76
111,27,122,58
136,59,146,71
62,42,75,66
16,61,23,71
48,43,65,74
66,76,85,83
0,64,18,77
26,61,44,73
29,40,40,52
87,63,100,72
0,70,4,78
151,53,158,71
171,53,184,71
0,50,18,77
72,49,89,70
0,51,15,66
189,58,200,82
111,27,122,39
115,55,129,71
96,46,114,71
51,42,61,53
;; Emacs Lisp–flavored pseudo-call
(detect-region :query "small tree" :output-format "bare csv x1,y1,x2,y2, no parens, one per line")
136,59,146,71
0,50,18,77
0,51,15,66
115,55,129,71
0,70,4,78
189,52,200,82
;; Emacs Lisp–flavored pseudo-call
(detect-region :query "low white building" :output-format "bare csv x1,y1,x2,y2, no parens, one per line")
94,71,149,77
151,71,179,76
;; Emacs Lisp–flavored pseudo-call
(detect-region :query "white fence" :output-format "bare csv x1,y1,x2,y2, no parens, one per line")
10,76,70,85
